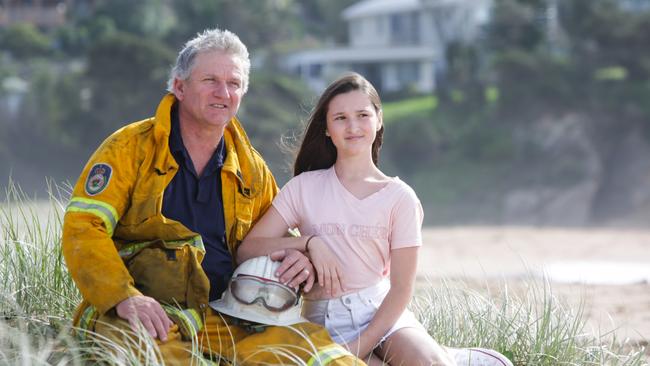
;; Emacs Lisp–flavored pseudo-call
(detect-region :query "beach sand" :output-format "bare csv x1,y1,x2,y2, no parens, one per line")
417,227,650,345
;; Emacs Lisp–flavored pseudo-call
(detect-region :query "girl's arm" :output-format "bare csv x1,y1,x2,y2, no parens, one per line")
237,206,315,290
238,206,304,262
238,206,345,296
345,246,419,359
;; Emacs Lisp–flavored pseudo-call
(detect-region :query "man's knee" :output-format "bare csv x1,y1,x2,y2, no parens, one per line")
231,322,364,365
328,355,369,366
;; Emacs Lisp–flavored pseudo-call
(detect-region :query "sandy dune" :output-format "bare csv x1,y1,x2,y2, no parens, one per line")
417,227,650,342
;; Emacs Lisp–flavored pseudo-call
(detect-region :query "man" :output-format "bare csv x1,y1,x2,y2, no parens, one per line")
62,28,361,365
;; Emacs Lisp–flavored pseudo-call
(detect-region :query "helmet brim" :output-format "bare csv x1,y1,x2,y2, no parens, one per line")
210,298,308,326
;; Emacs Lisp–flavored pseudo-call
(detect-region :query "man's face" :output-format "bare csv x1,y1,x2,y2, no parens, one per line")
174,50,245,130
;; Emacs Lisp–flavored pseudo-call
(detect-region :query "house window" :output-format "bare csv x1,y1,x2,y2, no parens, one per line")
309,63,322,78
390,12,420,45
351,21,362,37
390,14,403,37
376,17,384,34
397,62,420,85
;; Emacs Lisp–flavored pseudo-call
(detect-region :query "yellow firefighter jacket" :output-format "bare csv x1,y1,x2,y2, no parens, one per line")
62,93,278,316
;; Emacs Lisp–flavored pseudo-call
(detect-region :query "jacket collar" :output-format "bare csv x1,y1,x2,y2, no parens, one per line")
152,93,261,198
222,117,262,198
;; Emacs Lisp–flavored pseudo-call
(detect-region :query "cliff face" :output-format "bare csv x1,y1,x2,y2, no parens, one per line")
590,129,650,226
502,112,650,227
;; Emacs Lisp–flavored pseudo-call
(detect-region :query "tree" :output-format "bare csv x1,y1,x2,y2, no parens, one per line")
90,0,175,40
0,23,52,59
85,32,175,139
55,15,117,56
237,71,314,182
297,0,357,43
486,0,548,52
168,0,300,51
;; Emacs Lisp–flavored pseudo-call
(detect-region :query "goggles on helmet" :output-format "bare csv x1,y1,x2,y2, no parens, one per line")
230,274,299,312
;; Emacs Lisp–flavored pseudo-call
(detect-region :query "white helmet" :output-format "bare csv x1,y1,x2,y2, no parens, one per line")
209,255,307,326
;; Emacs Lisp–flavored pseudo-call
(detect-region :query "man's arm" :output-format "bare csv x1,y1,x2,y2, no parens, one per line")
62,137,141,314
62,134,172,340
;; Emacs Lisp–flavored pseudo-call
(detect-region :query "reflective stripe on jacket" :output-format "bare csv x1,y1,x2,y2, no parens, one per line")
62,93,278,315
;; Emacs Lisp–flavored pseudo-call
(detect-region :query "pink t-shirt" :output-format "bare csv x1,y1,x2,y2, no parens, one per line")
272,167,423,293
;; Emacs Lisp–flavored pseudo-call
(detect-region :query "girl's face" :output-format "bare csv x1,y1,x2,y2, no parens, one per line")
325,90,382,159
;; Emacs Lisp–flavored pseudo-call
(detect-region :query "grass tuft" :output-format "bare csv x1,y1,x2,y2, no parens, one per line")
412,278,648,365
1,179,79,321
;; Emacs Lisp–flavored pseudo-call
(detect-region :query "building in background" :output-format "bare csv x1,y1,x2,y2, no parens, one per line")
0,0,69,29
0,0,95,29
620,0,650,11
285,0,491,93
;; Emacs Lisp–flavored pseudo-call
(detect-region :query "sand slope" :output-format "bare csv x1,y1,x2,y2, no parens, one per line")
417,227,650,342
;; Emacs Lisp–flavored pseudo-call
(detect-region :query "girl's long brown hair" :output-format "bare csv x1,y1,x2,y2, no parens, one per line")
293,72,384,176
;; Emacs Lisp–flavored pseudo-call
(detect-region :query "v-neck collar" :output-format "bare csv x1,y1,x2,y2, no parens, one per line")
328,166,396,203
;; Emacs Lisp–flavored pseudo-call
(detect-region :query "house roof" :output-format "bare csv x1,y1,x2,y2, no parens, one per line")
342,0,421,19
342,0,465,19
286,46,437,65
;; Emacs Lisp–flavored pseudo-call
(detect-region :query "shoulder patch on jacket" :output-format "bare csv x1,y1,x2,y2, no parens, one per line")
85,163,113,196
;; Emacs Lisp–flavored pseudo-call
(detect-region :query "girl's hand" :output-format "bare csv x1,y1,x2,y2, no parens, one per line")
307,237,346,296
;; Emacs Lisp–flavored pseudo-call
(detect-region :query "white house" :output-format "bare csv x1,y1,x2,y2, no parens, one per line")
285,0,491,93
620,0,650,11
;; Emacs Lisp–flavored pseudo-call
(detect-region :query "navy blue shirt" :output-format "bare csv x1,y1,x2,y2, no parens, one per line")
162,105,233,301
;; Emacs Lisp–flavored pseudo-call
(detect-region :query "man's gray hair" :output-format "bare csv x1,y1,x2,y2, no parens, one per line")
167,29,250,94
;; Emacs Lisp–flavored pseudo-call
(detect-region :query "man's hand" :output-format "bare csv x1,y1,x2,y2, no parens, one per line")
115,295,173,342
270,249,316,292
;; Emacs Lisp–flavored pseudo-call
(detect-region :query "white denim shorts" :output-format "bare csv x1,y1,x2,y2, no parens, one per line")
302,279,425,345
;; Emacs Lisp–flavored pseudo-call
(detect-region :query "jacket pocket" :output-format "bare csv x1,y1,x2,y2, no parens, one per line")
232,193,254,242
231,218,252,244
124,240,209,312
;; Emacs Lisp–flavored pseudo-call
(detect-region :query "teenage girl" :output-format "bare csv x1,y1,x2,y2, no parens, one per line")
236,73,455,365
